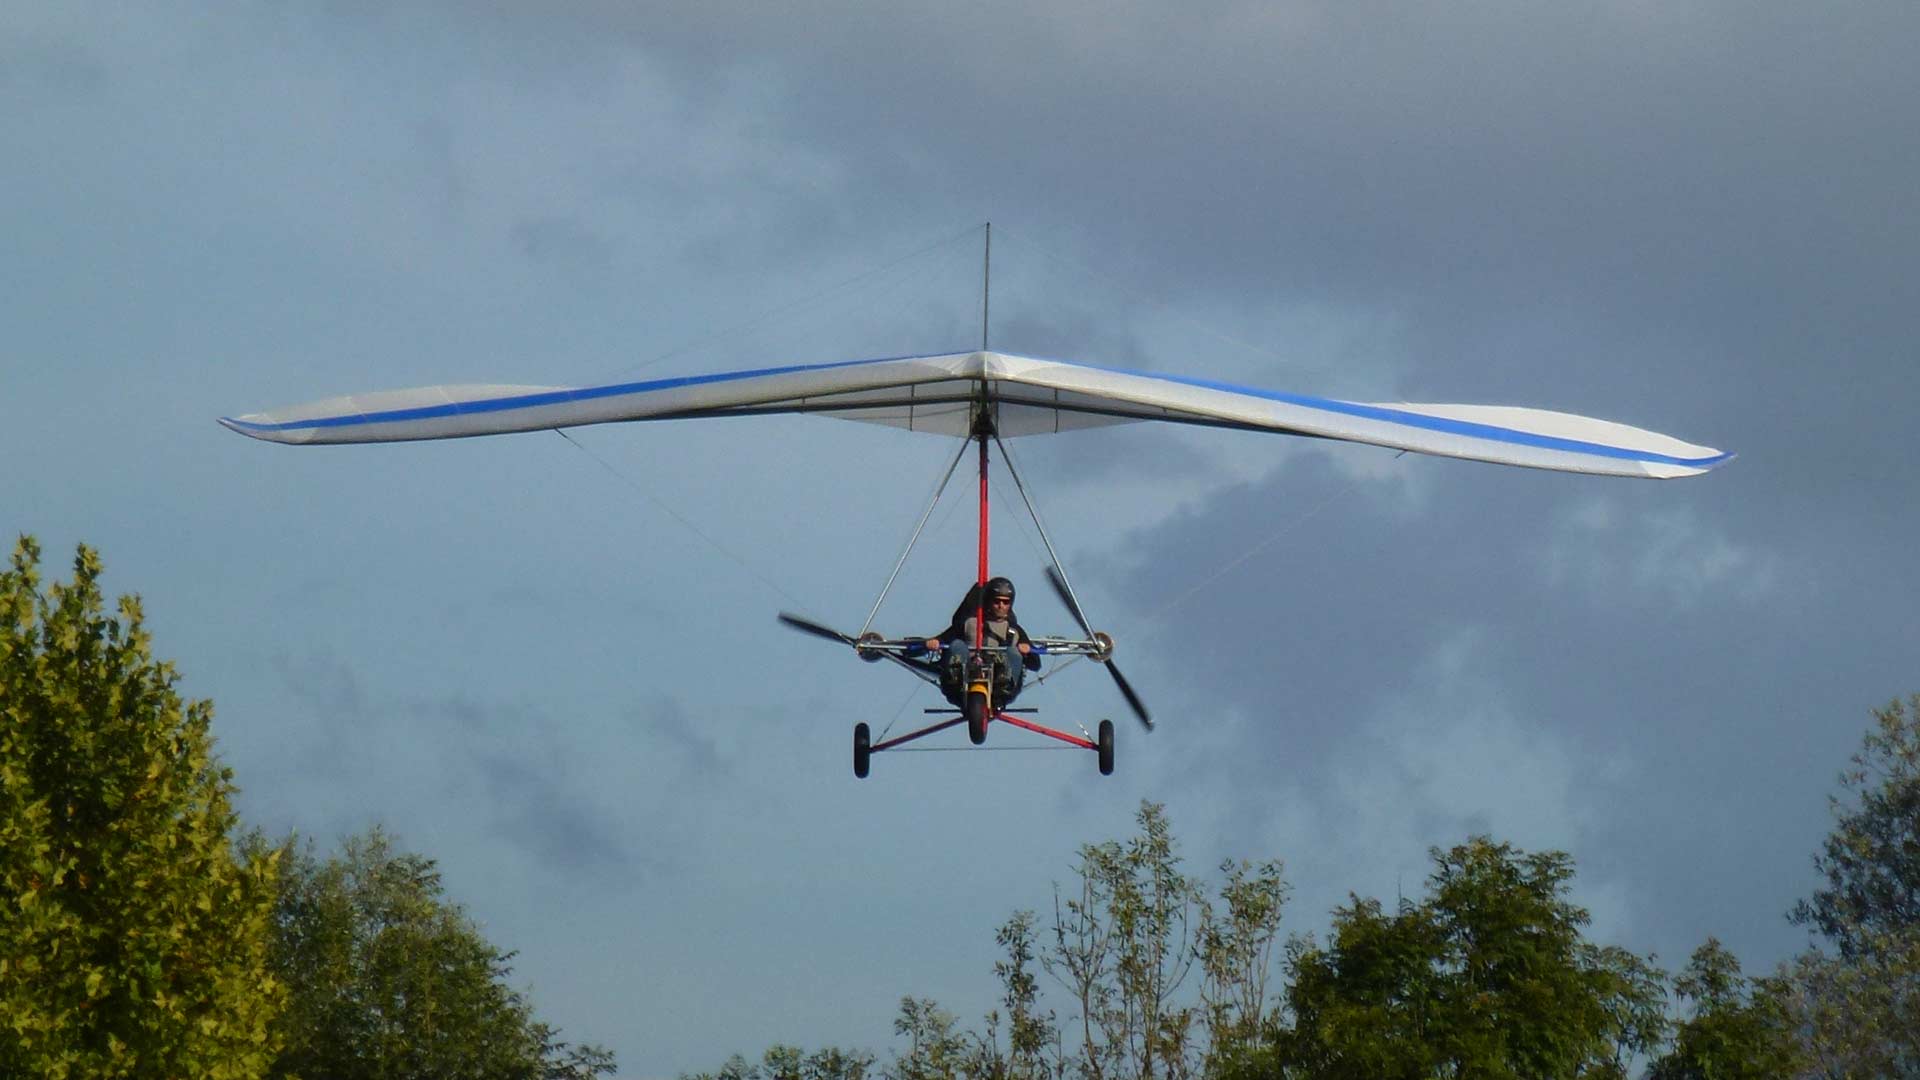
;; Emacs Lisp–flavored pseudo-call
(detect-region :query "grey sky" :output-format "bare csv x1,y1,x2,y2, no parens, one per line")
5,2,1917,1075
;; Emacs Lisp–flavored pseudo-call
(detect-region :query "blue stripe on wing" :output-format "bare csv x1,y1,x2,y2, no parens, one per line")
1027,355,1732,469
219,351,967,434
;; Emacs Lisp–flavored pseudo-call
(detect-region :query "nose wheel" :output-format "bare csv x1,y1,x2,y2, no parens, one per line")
965,691,990,745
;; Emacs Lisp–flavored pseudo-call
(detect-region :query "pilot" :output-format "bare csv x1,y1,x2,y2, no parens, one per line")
925,576,1041,704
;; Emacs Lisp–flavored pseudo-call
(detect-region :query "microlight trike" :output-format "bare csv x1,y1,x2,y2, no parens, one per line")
221,232,1730,777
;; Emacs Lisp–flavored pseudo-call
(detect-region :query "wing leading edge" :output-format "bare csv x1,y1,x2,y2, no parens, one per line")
220,350,1730,478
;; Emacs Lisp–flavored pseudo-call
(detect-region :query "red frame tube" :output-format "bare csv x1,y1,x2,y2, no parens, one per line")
871,715,969,752
994,712,1098,750
868,710,1097,754
863,418,1107,764
975,430,989,652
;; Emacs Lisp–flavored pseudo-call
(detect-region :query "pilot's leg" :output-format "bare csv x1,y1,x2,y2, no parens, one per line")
1000,640,1025,703
942,640,972,705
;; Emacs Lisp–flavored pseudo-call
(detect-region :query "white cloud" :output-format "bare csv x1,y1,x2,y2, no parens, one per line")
1542,496,1785,609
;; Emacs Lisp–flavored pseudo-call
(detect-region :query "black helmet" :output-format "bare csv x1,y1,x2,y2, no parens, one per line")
985,577,1015,602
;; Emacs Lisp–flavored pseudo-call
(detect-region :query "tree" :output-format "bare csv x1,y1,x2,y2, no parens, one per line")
1263,837,1666,1079
1197,859,1287,1072
682,1045,874,1080
985,910,1058,1080
261,827,614,1079
1792,694,1920,958
1768,940,1920,1078
1,537,284,1078
1043,802,1210,1080
1644,939,1801,1079
1775,694,1920,1076
891,996,974,1080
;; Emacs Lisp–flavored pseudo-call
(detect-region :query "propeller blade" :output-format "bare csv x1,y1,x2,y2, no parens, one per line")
1044,564,1095,637
1106,661,1154,732
777,611,856,646
1043,566,1150,729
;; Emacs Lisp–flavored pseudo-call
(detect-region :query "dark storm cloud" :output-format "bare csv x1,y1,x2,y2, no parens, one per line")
639,696,729,780
258,654,646,879
15,3,1918,1071
460,1,1916,967
431,1,1913,530
466,742,640,879
453,0,1912,968
456,3,1916,303
273,650,372,718
1100,437,1909,961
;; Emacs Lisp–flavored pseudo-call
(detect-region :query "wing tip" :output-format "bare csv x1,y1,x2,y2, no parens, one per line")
1670,448,1735,477
218,415,297,444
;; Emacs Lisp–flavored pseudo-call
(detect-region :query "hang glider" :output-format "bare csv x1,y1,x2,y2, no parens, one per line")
221,349,1729,479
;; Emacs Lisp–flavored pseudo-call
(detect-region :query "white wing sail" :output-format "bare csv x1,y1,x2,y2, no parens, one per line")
220,351,1730,478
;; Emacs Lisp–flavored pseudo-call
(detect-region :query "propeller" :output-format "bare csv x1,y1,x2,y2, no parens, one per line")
1043,566,1154,732
780,612,941,685
777,611,856,646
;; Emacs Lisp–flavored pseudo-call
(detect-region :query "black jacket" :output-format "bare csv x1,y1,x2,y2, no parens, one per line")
931,584,1041,670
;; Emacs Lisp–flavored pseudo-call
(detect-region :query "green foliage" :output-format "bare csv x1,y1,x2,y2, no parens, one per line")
1106,803,1202,1080
1197,859,1287,1072
681,1044,874,1080
989,910,1058,1080
1769,938,1920,1078
1643,939,1800,1080
1773,694,1920,1077
892,996,977,1080
1265,837,1665,1079
1045,801,1247,1080
1792,694,1920,958
1,537,284,1079
260,826,615,1080
689,804,1289,1080
697,808,1861,1080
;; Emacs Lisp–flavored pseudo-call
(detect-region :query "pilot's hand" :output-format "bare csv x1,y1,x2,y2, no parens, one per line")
924,638,942,651
1016,642,1032,655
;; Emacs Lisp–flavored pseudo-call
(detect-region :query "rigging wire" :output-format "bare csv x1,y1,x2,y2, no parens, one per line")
875,681,927,745
550,220,1378,713
548,222,981,624
995,486,1049,569
992,435,1071,580
782,230,958,355
553,429,817,613
1029,653,1085,687
1138,458,1385,624
1025,473,1354,689
858,436,974,639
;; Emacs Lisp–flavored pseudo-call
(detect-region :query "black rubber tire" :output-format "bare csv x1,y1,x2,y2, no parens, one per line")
1098,719,1115,776
854,723,871,779
966,692,989,745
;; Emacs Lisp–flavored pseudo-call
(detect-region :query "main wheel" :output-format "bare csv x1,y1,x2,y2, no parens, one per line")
1097,719,1115,776
853,723,871,779
965,692,989,745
